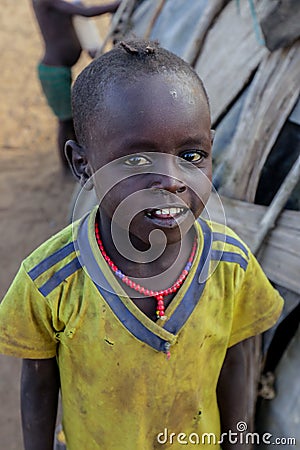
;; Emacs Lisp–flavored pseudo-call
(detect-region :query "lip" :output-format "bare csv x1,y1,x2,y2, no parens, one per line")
144,206,190,228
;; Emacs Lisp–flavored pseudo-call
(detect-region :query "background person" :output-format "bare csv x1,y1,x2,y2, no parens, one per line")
32,0,120,170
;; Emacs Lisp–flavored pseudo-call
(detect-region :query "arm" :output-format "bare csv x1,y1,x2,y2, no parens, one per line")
217,341,250,450
21,357,60,450
47,0,121,17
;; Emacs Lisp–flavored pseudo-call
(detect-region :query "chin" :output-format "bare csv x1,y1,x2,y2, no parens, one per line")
135,219,195,248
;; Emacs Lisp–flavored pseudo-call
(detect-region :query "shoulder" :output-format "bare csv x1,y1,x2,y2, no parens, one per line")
198,219,250,271
21,219,84,297
205,219,249,244
23,222,75,272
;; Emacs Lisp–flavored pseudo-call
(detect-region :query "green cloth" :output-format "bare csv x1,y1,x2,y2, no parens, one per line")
37,63,72,120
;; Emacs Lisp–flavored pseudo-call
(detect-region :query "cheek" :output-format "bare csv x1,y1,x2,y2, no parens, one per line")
190,163,212,191
189,168,212,214
203,166,213,201
98,180,145,221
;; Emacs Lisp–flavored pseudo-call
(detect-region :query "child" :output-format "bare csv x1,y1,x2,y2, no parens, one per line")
31,0,120,170
0,39,283,449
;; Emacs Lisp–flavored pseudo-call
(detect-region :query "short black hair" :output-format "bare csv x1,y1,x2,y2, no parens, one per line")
72,39,209,146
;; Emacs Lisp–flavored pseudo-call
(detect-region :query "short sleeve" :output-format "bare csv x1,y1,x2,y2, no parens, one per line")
0,263,58,359
228,251,284,347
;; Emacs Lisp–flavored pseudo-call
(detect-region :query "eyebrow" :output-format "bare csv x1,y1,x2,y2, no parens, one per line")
123,139,160,152
177,136,210,147
120,135,210,152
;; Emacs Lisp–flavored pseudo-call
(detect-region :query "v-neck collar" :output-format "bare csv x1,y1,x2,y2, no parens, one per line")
75,208,212,354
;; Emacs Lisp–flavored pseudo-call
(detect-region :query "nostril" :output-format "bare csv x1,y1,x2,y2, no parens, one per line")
149,177,187,194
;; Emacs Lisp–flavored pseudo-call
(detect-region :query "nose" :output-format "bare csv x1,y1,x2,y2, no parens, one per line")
150,176,186,194
148,154,188,194
149,165,187,194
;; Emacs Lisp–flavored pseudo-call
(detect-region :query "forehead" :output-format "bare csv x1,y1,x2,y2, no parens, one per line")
86,72,211,161
104,71,208,121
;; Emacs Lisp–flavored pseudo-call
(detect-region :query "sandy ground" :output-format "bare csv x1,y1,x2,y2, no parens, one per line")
0,1,111,448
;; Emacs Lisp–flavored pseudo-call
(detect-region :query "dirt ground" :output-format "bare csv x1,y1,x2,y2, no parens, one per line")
0,1,111,448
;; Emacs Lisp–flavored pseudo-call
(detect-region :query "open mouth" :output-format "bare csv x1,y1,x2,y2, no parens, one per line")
145,206,187,219
142,204,194,231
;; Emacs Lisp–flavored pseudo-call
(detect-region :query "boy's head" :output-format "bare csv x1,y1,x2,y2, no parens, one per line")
71,39,210,149
66,39,213,245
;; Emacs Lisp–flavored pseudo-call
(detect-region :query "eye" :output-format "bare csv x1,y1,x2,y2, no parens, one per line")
180,150,207,163
123,154,152,166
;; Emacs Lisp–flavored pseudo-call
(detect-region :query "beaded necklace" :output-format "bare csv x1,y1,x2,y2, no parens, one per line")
95,220,198,321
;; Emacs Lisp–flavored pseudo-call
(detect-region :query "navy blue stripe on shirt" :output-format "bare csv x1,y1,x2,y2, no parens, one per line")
211,250,248,271
76,215,169,352
97,219,213,347
28,241,76,280
76,215,212,353
212,232,249,258
164,219,212,335
39,257,82,296
96,284,168,353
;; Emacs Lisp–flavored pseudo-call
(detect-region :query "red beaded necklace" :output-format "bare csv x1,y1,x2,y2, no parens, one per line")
95,220,197,321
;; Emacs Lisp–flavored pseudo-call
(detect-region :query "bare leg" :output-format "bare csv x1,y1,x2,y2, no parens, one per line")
58,118,76,171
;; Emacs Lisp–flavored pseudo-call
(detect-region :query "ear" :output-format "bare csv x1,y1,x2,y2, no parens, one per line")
65,140,94,190
210,129,215,144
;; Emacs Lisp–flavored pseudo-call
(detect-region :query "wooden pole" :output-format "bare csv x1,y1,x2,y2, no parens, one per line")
219,41,300,201
252,153,300,255
144,0,166,39
95,0,137,57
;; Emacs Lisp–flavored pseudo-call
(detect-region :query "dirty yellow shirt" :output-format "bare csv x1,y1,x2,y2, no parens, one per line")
0,208,283,449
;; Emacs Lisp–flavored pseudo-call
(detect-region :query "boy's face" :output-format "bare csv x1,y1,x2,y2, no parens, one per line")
82,73,212,245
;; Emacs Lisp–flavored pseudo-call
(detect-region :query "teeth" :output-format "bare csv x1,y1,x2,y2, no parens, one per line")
155,207,184,216
145,207,186,218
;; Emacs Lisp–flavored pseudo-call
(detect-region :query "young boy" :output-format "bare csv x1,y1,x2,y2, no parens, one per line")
32,0,120,170
0,40,283,449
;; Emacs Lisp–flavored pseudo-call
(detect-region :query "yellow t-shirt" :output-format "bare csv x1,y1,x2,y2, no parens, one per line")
0,208,283,449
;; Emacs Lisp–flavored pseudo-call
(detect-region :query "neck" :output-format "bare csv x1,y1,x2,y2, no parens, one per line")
97,211,196,283
95,213,198,325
